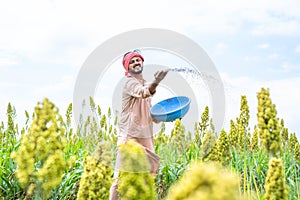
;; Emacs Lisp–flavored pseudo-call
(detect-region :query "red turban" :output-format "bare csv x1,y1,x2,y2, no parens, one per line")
122,52,144,76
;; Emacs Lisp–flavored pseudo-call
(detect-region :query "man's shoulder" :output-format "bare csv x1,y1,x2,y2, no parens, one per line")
125,76,145,85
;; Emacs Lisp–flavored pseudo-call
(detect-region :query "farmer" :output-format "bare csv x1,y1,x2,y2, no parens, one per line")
109,50,168,200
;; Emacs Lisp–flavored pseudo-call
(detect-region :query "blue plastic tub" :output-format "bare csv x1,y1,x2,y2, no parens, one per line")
151,96,191,122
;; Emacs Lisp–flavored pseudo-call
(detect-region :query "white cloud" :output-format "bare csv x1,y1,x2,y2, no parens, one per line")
266,53,280,60
251,20,300,36
281,62,300,72
257,44,270,49
0,0,299,72
0,50,20,69
267,62,300,73
221,72,300,138
0,56,18,68
0,74,75,128
244,55,261,62
214,43,229,55
33,75,74,95
1,0,299,52
295,45,300,53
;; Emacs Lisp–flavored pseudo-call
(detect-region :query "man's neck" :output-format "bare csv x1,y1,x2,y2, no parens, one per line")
131,73,143,80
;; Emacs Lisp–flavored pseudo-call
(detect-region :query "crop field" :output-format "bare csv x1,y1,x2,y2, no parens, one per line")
1,87,299,200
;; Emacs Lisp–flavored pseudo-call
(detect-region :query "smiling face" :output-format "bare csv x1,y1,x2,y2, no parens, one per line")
128,56,143,74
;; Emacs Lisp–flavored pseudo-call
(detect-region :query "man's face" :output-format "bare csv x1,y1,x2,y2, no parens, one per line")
128,56,143,74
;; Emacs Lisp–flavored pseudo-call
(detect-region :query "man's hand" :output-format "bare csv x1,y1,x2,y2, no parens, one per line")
154,70,169,84
152,117,161,124
149,70,169,95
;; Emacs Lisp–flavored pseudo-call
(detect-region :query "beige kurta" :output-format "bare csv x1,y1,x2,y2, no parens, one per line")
117,76,159,172
109,76,160,200
109,77,159,200
119,76,154,142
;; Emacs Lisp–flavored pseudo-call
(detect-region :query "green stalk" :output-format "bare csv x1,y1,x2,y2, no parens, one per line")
243,128,247,199
250,169,260,199
293,158,300,199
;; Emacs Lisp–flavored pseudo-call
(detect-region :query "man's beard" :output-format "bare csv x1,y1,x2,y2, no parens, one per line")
129,65,143,74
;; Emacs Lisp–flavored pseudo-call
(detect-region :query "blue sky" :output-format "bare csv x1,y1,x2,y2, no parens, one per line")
1,0,300,137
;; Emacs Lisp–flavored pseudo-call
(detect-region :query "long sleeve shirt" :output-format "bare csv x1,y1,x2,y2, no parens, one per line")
115,76,160,176
119,76,154,141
